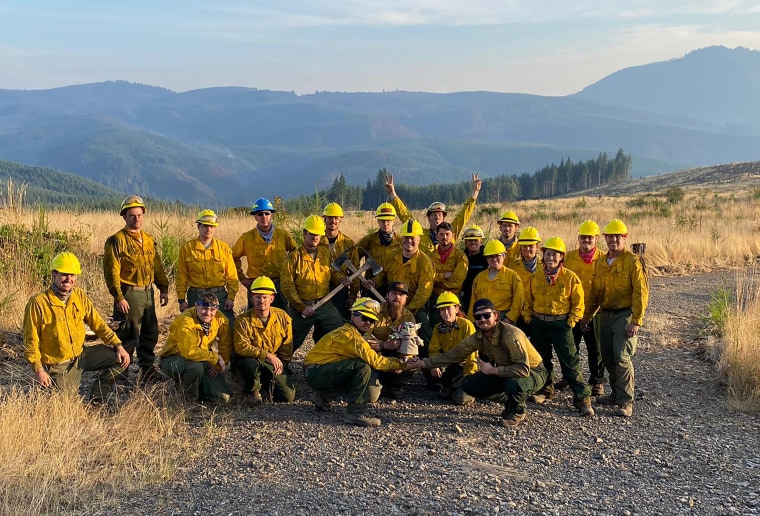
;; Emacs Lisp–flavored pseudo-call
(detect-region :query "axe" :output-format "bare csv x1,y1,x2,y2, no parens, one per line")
332,252,385,303
306,257,383,317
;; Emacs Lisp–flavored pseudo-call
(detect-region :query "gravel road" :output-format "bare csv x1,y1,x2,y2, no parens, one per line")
96,270,760,516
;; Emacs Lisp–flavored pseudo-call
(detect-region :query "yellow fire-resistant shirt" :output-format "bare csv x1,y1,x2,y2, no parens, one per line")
586,249,649,326
424,321,542,378
430,245,468,295
564,248,604,306
304,323,406,371
355,230,401,280
175,237,239,301
468,267,524,323
391,195,476,256
523,267,585,328
500,237,522,264
375,249,435,312
233,307,293,362
371,303,417,342
160,307,232,366
103,228,170,302
280,246,333,313
507,254,543,287
24,287,121,372
232,226,297,281
429,316,478,376
319,231,358,292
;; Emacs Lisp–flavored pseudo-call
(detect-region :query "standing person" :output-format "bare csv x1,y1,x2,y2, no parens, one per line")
409,299,547,427
24,252,130,401
176,209,239,322
232,276,295,405
104,195,169,385
159,293,232,405
460,225,488,313
384,173,482,256
428,292,477,405
232,197,297,310
583,219,649,417
356,202,401,292
427,222,468,330
320,202,358,320
305,298,410,427
564,220,606,396
468,240,523,325
370,220,435,345
280,215,344,351
497,211,522,263
507,226,542,335
523,237,594,416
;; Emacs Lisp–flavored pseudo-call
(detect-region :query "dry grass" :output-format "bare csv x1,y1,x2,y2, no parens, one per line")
0,387,215,514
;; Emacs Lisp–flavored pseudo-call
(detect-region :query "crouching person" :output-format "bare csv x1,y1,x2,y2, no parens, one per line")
24,252,130,402
409,298,547,427
429,292,477,405
160,293,232,404
232,277,295,404
305,298,409,427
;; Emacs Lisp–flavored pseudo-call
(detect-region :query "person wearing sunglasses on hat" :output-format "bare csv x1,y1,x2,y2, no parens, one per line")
160,292,232,404
305,298,410,427
104,195,170,386
408,298,547,427
232,198,297,310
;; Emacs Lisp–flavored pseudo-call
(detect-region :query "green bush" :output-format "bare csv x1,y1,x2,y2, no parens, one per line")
703,287,732,336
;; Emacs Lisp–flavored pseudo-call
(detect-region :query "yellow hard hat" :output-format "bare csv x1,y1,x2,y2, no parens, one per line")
462,225,484,240
426,202,447,216
51,252,82,275
498,210,520,224
435,291,460,309
603,219,629,235
518,226,541,245
375,203,397,220
301,215,326,236
120,195,146,215
350,297,381,321
578,219,600,236
322,202,344,217
250,276,277,294
542,236,567,254
483,239,507,256
400,220,424,237
195,209,219,226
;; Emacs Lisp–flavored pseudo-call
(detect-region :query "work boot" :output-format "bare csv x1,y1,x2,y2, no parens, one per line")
541,385,555,400
554,378,569,391
250,391,263,406
614,403,633,417
575,398,595,417
311,391,332,411
591,384,605,396
499,411,527,428
528,393,547,404
597,394,618,406
344,413,381,427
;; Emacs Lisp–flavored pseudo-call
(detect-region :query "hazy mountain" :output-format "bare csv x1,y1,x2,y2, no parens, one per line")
0,46,758,204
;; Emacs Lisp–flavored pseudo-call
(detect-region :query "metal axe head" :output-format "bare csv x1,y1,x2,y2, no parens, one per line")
364,255,383,276
332,252,351,272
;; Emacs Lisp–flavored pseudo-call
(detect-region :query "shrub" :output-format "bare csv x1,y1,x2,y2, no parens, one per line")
664,186,685,204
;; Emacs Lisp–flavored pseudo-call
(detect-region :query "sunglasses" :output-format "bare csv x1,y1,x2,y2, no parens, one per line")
473,312,494,321
255,211,273,217
352,312,375,323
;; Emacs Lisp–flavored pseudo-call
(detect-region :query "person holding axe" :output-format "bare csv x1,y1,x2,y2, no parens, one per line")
280,215,344,351
356,202,401,293
320,202,358,319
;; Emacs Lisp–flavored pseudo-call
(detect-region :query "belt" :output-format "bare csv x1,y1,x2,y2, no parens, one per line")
189,286,226,293
534,313,568,322
122,283,153,291
601,307,632,314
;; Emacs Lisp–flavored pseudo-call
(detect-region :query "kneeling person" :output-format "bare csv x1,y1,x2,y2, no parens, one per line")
232,277,295,404
160,293,232,404
305,298,409,427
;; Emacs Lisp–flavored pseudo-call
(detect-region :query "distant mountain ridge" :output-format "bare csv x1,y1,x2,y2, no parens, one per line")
0,47,758,205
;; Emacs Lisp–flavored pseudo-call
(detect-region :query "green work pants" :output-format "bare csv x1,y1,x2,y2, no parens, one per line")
530,318,591,402
306,359,372,415
461,365,548,414
573,316,606,385
187,287,234,323
597,308,637,406
291,303,344,351
160,355,230,403
114,286,159,372
232,356,295,402
439,363,475,405
44,344,126,400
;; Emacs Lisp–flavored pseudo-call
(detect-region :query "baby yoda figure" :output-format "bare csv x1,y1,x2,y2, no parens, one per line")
389,321,424,362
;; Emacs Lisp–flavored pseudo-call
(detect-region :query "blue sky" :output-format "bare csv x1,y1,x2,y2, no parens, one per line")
1,1,759,95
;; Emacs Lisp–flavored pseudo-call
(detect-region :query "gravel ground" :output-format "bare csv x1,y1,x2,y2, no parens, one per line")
94,270,759,516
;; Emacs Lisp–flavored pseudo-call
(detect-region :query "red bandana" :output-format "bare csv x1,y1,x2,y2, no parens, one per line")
579,247,596,264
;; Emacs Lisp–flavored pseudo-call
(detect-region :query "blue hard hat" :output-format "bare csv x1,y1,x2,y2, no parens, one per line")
250,198,276,215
